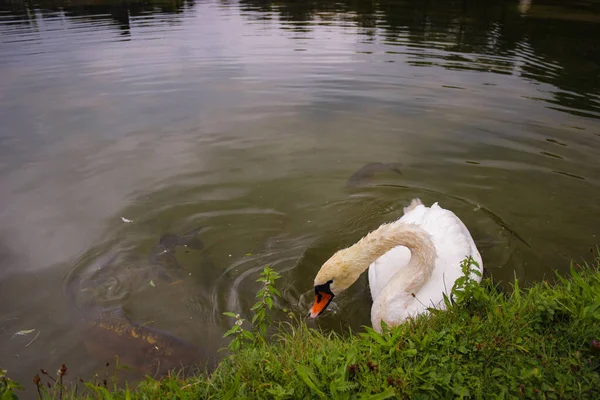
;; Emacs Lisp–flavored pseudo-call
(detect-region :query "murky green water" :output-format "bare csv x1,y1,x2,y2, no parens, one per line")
1,0,599,393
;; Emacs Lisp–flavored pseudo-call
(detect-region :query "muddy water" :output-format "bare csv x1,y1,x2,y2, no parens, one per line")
0,0,599,394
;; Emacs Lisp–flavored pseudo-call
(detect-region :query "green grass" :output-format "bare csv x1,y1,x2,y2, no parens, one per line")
4,258,600,399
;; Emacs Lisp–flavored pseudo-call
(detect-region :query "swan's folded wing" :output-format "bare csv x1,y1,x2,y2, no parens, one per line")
369,201,482,306
368,245,411,300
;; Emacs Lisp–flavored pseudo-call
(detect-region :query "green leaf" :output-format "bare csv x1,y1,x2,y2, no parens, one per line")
269,286,282,296
404,348,417,357
360,387,396,400
361,326,387,345
230,339,241,352
256,309,266,322
223,329,236,338
241,330,255,341
452,386,470,397
296,366,326,399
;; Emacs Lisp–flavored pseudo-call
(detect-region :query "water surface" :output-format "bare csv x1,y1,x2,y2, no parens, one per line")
1,0,599,393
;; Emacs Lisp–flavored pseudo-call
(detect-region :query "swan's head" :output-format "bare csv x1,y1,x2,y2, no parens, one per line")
309,248,363,318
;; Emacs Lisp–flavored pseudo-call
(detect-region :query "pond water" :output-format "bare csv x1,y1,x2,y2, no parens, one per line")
1,0,599,393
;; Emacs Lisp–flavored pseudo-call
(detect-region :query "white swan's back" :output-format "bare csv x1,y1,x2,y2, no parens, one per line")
367,199,483,317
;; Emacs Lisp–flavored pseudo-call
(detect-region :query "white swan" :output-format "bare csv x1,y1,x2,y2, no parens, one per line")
309,198,483,332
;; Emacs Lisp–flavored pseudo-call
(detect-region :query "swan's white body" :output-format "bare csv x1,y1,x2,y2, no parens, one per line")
310,198,483,332
366,200,482,328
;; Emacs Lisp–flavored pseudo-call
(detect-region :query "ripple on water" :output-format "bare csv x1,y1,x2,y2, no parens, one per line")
270,182,526,333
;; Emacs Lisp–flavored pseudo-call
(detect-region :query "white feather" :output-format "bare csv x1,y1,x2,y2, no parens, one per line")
367,200,483,321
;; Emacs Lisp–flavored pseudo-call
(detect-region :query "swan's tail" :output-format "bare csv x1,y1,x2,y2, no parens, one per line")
403,198,423,214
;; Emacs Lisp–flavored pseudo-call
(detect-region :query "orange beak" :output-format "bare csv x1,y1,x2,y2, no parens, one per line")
309,291,333,318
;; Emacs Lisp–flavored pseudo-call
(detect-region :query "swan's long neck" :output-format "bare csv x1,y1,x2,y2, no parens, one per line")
314,221,437,327
341,222,437,331
351,222,435,277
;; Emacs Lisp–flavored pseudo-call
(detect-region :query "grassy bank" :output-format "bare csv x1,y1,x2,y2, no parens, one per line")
3,258,600,399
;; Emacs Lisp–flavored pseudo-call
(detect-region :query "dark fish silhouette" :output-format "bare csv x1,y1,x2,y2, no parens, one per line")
65,228,214,377
72,303,213,377
345,162,403,188
150,227,205,263
149,227,206,283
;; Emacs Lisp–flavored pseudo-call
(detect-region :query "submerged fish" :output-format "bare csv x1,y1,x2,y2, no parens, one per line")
345,162,403,188
151,227,205,261
74,305,214,377
149,227,206,282
65,227,213,377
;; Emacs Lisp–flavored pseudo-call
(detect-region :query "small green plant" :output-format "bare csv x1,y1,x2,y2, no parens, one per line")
442,256,487,312
1,369,23,400
223,265,281,352
251,265,282,338
222,312,253,352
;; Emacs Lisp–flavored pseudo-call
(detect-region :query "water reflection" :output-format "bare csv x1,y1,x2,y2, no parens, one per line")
235,0,600,118
1,0,194,34
3,0,599,117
